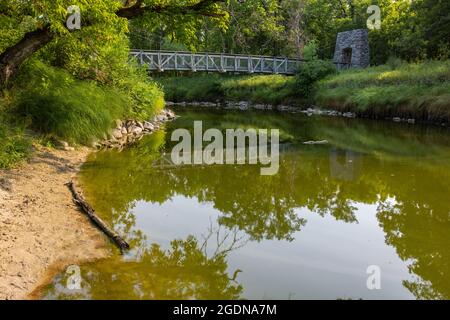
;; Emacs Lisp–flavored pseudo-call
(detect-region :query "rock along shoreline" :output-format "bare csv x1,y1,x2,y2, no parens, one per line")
97,108,177,150
165,101,425,125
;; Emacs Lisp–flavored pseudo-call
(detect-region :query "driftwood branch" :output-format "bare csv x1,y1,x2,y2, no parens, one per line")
66,181,130,253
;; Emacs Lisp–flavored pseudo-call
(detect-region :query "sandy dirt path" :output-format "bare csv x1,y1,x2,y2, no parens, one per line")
0,147,109,300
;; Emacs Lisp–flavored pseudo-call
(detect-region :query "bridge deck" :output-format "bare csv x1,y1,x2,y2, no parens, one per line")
130,50,303,75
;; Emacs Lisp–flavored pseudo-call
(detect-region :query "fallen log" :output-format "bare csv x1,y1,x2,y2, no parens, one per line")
66,181,130,253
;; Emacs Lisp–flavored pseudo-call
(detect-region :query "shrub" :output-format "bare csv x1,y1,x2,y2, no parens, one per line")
295,60,337,97
303,40,319,61
117,64,165,121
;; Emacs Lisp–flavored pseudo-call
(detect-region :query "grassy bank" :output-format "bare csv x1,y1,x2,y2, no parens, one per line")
157,74,298,105
0,60,165,169
157,60,450,123
316,60,450,122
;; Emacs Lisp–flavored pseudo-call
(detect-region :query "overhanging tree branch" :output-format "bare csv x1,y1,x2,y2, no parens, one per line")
0,26,53,85
0,0,228,86
116,0,227,19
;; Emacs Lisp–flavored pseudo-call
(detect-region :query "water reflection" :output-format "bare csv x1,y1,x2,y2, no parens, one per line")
45,233,244,300
330,149,361,181
44,110,450,300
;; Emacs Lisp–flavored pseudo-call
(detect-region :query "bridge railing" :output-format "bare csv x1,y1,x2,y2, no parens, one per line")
130,50,304,75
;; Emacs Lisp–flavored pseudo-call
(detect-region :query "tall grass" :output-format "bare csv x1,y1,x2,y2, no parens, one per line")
158,60,450,122
157,74,297,105
221,75,297,104
316,60,450,122
0,125,31,169
157,74,225,102
0,59,165,167
117,63,165,121
0,100,32,169
11,61,129,145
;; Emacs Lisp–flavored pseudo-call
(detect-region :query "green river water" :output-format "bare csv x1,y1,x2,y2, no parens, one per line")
43,109,450,300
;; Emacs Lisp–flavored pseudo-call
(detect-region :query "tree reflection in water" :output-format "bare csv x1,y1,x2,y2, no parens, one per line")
45,110,450,299
44,223,248,300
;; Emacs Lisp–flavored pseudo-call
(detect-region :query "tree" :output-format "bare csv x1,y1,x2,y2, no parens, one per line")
413,0,450,59
43,236,244,299
0,0,228,86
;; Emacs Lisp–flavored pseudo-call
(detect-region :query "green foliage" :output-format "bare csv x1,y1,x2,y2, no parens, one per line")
159,60,450,123
386,56,407,70
0,102,32,168
316,60,450,121
295,60,337,97
302,40,319,61
130,0,448,64
117,64,165,121
0,124,31,169
412,0,450,60
158,74,225,102
0,9,36,53
1,0,168,147
158,74,298,105
11,61,130,145
221,75,297,104
44,235,243,300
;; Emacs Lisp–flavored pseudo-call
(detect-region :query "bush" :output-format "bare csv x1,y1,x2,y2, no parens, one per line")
117,64,165,121
295,60,337,98
303,40,319,61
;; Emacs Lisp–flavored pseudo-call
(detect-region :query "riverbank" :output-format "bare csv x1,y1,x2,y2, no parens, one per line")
0,146,110,299
0,109,175,299
157,60,450,125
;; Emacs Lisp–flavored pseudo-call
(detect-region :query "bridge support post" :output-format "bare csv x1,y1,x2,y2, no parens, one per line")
173,52,177,71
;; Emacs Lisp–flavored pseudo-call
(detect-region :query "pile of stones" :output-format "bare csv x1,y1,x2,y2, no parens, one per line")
98,109,176,150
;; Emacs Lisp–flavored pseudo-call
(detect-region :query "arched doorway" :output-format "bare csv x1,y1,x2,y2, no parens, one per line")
342,48,353,68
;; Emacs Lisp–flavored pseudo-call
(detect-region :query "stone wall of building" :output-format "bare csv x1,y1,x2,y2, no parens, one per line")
333,29,370,69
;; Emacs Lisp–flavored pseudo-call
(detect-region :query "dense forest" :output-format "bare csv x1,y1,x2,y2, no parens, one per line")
130,0,450,64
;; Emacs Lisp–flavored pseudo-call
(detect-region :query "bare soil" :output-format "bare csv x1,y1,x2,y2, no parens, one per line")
0,146,110,300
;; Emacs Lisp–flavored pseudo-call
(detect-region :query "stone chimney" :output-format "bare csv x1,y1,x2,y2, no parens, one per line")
333,29,370,70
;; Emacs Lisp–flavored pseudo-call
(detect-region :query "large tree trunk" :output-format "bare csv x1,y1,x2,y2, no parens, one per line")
0,0,225,86
0,27,53,87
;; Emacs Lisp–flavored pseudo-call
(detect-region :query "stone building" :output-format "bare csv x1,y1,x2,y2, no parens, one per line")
333,29,370,69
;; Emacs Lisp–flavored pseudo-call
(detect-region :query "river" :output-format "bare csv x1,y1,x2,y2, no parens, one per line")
42,108,450,300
